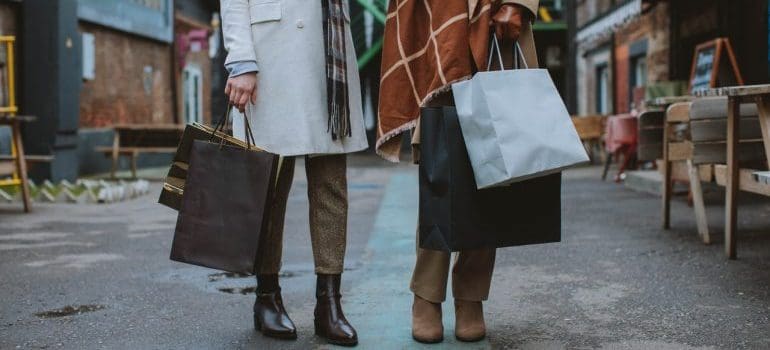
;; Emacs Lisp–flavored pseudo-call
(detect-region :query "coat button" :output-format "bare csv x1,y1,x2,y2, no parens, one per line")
296,20,304,28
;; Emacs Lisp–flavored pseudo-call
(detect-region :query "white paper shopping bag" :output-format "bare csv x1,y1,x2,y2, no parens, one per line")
453,37,588,189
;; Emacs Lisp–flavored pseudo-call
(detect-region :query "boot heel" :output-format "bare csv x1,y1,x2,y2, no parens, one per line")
314,318,324,337
314,274,358,346
253,275,298,340
254,314,262,331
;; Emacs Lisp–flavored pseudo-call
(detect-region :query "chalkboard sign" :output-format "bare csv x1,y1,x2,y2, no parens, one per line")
690,46,716,93
689,38,744,94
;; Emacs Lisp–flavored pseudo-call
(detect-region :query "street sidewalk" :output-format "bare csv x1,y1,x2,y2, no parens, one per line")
1,162,769,349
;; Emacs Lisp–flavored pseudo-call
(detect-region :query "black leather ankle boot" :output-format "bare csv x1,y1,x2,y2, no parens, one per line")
253,274,297,340
314,274,358,346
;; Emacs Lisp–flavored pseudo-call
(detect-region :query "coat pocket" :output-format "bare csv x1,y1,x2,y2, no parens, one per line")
249,0,281,24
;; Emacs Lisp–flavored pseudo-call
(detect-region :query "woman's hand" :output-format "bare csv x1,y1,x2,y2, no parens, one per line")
492,4,531,41
225,73,258,113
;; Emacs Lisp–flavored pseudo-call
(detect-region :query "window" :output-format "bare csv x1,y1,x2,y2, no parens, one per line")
183,65,203,124
82,33,95,80
630,55,647,88
629,55,647,109
628,39,648,108
596,64,610,114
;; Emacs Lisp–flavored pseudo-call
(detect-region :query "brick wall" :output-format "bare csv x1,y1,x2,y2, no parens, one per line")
614,44,630,113
613,2,670,113
79,22,175,128
577,0,626,28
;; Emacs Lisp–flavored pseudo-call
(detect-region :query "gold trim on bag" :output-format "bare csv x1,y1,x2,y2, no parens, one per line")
192,122,265,152
163,183,184,195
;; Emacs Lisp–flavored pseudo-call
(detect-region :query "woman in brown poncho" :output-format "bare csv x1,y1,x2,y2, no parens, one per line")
377,0,540,344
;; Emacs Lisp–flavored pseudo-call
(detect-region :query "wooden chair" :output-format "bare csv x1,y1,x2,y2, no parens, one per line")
572,115,606,163
662,97,767,244
95,124,184,179
637,110,665,163
602,114,638,182
662,101,712,243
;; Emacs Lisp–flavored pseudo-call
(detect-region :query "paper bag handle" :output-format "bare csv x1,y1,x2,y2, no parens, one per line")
211,103,257,150
486,35,529,71
211,103,284,190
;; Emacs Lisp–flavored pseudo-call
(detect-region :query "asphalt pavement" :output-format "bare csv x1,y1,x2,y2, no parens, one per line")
1,158,769,349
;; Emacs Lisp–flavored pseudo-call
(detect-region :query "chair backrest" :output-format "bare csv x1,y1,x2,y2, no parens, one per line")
689,97,765,165
571,115,606,140
637,110,665,161
665,102,691,124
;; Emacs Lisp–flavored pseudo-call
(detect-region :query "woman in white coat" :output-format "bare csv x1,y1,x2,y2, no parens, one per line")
220,0,368,346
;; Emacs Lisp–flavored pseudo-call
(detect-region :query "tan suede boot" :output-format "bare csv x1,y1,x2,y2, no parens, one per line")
412,295,444,343
454,299,486,342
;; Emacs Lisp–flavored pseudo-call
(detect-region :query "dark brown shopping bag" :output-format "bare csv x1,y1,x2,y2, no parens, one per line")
419,106,561,252
159,117,260,211
170,109,279,273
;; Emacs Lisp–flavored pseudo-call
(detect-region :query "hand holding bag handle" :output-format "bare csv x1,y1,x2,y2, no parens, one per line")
210,104,257,150
211,103,285,188
486,35,529,71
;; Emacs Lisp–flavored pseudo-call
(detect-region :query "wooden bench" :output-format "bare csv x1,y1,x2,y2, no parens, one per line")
96,124,184,179
571,115,606,163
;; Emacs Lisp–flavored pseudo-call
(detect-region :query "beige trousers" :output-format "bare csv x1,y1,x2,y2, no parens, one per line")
255,154,348,275
410,232,496,303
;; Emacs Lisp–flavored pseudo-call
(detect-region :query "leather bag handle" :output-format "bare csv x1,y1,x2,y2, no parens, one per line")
211,104,257,150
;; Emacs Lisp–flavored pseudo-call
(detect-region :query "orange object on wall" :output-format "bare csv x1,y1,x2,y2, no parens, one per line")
614,44,630,114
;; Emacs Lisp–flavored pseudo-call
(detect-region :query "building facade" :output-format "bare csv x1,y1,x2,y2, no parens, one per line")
569,0,769,116
534,0,569,100
0,0,222,181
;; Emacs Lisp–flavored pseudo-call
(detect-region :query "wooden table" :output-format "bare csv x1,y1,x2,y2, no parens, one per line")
0,115,35,212
646,96,694,110
696,84,770,259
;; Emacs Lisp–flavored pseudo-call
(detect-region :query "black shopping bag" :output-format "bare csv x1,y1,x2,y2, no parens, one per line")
170,112,279,273
419,106,561,252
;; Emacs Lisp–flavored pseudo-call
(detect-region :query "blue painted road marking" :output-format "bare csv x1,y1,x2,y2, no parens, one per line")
343,172,492,349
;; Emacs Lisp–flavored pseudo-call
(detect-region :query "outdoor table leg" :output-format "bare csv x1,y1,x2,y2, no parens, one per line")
725,98,740,259
756,96,770,170
11,120,31,212
662,121,672,229
110,131,120,180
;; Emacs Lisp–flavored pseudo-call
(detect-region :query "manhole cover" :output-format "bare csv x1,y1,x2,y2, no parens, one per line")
35,304,106,318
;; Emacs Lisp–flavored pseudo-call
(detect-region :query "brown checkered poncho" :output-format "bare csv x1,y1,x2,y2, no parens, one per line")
375,0,499,162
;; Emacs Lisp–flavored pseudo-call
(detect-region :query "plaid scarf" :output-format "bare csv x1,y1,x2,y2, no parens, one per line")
321,0,351,140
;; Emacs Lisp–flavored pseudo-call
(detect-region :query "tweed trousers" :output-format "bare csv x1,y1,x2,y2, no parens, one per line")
255,154,348,275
